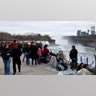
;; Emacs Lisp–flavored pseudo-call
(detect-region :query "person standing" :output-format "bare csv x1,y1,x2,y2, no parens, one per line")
25,43,31,65
69,45,78,69
37,44,42,64
43,44,49,63
11,44,22,75
9,40,17,50
30,42,38,65
1,44,11,75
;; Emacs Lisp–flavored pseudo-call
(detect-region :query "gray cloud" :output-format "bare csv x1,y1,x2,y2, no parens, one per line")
0,21,96,44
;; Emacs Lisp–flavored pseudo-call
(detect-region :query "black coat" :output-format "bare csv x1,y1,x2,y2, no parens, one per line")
30,45,38,59
12,48,22,59
69,49,78,59
1,48,11,60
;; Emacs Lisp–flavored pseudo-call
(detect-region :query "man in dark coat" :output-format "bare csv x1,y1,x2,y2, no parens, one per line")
69,45,78,69
12,44,22,75
30,43,38,65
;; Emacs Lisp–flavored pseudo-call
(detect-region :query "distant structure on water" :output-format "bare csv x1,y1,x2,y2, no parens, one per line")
91,26,95,35
77,26,96,36
77,30,89,36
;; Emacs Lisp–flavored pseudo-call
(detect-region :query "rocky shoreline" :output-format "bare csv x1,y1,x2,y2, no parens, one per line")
0,32,55,44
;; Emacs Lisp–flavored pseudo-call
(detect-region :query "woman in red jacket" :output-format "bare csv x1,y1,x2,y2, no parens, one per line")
43,44,49,63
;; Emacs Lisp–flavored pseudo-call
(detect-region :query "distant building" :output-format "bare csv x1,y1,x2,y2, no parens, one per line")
77,29,90,36
86,33,89,36
77,26,96,36
77,30,81,36
87,29,90,34
91,26,95,35
81,31,87,36
77,30,89,36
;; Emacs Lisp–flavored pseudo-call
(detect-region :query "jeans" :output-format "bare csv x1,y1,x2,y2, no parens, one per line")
3,59,10,75
38,56,42,64
71,58,78,69
59,59,68,69
44,55,48,63
25,52,30,65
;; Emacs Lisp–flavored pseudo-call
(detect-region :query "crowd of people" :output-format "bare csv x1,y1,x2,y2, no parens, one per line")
0,40,93,75
0,40,50,75
50,45,92,75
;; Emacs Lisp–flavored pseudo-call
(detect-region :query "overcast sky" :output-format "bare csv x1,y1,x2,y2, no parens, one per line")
0,21,96,44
